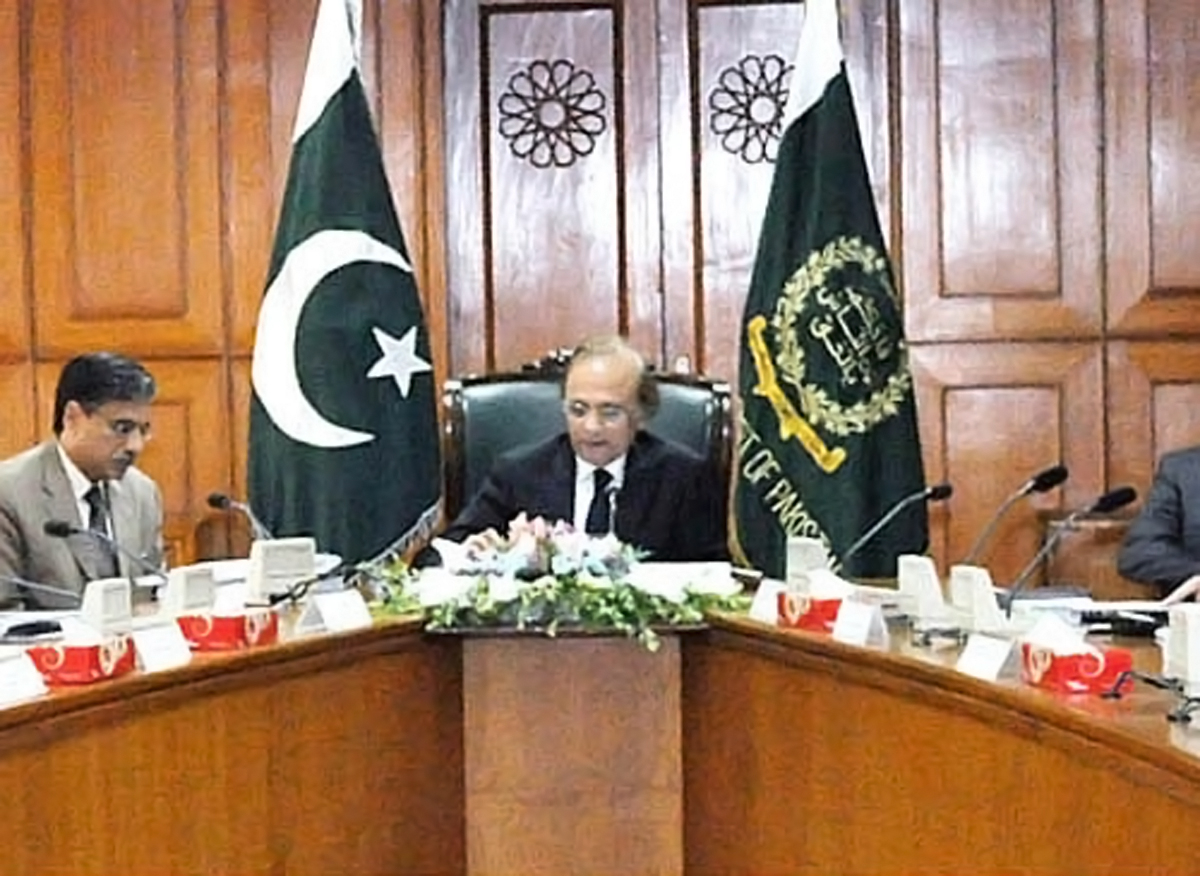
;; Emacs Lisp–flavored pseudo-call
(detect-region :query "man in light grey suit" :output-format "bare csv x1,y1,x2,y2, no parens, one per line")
0,352,164,609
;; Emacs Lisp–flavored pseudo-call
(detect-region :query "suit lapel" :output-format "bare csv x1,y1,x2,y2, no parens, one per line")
107,479,138,577
546,438,577,524
110,477,146,573
38,444,108,582
613,434,655,536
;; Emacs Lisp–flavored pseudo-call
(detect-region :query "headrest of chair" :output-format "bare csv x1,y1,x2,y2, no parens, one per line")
520,349,573,374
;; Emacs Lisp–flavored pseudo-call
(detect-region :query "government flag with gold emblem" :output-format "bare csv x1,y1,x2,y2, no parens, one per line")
733,0,927,579
247,0,440,564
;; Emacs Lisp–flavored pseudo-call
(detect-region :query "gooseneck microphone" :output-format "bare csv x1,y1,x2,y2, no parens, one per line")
43,519,168,583
963,464,1069,565
0,572,83,607
207,492,274,541
261,562,353,607
839,483,954,569
1003,485,1138,616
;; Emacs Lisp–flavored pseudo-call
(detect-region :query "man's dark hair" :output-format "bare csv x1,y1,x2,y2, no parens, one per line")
52,352,157,434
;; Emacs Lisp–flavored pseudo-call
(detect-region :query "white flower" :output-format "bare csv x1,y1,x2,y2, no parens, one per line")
499,532,542,576
413,568,475,607
486,574,521,603
549,530,589,574
377,513,748,653
625,567,687,604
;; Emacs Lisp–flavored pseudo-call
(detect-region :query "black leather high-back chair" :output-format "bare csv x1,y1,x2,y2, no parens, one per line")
442,355,733,522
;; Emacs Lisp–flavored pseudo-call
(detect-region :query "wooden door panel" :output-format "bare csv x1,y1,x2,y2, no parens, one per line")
379,0,452,394
223,356,253,558
0,364,37,462
224,0,284,358
1108,342,1200,503
675,4,804,385
661,0,891,385
900,0,1102,342
9,0,1200,585
27,1,224,358
911,343,1103,584
0,2,27,358
1105,1,1200,334
444,0,661,374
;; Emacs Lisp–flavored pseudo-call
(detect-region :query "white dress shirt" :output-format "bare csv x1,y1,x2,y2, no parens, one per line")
572,455,627,533
56,443,110,536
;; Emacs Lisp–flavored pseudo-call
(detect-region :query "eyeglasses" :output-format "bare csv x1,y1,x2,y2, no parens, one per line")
563,400,632,425
104,417,152,440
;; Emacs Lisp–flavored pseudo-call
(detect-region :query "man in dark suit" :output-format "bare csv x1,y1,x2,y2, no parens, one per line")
1117,445,1200,601
440,336,728,562
0,353,164,608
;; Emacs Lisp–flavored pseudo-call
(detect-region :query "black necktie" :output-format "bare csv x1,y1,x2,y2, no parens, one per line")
585,469,614,535
84,483,119,577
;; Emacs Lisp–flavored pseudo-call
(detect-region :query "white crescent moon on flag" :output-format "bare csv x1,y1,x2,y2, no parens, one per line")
251,228,412,449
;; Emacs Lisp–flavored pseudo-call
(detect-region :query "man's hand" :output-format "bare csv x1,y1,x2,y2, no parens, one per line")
463,528,504,553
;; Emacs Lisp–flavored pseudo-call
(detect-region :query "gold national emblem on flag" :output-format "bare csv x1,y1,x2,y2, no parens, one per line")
746,235,914,473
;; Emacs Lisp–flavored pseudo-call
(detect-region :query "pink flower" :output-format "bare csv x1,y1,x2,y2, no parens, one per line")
507,512,553,543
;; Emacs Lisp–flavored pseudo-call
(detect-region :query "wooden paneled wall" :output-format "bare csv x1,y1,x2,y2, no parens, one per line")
5,0,1200,583
0,0,444,561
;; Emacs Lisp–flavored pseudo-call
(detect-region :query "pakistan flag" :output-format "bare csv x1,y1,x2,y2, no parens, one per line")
734,0,928,580
247,0,440,564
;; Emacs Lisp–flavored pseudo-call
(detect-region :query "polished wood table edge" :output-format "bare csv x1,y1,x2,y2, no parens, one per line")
698,612,1200,807
0,615,431,750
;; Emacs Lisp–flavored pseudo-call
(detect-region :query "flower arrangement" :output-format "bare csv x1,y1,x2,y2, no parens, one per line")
371,514,747,651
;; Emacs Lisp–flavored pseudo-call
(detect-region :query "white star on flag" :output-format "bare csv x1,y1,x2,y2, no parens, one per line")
366,326,431,398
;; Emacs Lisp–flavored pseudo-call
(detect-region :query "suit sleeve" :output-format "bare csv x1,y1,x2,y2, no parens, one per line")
0,497,24,607
147,480,166,570
1117,460,1200,594
440,466,518,543
669,458,729,562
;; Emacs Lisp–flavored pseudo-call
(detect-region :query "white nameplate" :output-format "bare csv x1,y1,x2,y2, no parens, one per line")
748,578,785,625
213,583,248,615
898,554,947,620
133,621,193,673
0,652,48,707
1167,606,1200,684
956,633,1018,682
832,600,889,649
296,589,373,636
247,537,316,602
160,565,216,617
81,577,133,636
950,564,1015,635
948,564,982,610
785,537,829,591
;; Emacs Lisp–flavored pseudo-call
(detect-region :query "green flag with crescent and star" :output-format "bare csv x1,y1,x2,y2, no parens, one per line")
734,0,928,580
247,0,440,564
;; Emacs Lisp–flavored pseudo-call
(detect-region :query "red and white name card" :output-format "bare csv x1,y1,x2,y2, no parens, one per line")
1019,642,1132,695
26,635,137,686
177,609,280,651
776,592,842,633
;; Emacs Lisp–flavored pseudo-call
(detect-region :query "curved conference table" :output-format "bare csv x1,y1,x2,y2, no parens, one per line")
1,613,1199,875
